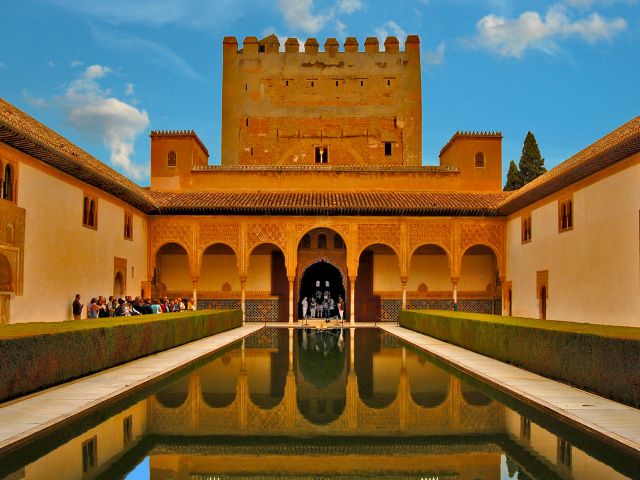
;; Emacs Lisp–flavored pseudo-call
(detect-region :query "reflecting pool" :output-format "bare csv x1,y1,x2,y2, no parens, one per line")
1,328,638,480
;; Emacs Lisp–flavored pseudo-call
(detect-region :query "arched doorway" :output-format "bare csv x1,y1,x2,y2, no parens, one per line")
296,228,348,322
298,260,346,319
460,245,500,314
247,243,288,322
155,243,191,300
356,244,400,322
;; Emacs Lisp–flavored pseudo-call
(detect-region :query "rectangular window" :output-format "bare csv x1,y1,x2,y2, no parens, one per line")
82,436,98,473
384,142,392,156
315,146,328,164
123,415,133,444
558,196,574,232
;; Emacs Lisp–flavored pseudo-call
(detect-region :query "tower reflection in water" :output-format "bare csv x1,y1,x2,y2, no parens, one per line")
5,328,635,480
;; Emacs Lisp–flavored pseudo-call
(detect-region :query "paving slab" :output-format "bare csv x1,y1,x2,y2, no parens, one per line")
0,323,262,455
380,324,640,456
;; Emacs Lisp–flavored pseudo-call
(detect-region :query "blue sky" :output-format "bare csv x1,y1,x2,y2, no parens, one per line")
1,0,638,186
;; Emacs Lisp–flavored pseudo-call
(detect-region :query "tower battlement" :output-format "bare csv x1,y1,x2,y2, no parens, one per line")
223,35,420,55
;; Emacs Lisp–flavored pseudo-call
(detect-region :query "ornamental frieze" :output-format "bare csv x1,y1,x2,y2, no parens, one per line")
357,223,401,254
407,223,453,256
247,223,288,252
151,223,193,254
198,223,240,254
459,223,504,260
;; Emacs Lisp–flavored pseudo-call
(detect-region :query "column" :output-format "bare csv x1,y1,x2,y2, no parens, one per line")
401,276,408,311
191,277,198,309
288,276,295,324
349,276,357,324
288,327,294,369
451,277,458,309
240,276,247,323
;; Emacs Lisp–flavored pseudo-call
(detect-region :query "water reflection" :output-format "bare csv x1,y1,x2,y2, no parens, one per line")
2,328,637,480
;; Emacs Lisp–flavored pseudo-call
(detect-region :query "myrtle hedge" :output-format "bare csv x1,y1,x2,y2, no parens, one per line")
0,309,242,402
399,310,640,408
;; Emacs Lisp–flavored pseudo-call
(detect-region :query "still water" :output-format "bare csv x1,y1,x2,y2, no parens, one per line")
1,328,638,479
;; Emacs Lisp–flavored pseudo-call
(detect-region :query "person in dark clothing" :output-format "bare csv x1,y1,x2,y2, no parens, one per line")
72,294,83,320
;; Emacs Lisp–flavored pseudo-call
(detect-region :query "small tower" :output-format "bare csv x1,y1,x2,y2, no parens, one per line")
150,130,209,190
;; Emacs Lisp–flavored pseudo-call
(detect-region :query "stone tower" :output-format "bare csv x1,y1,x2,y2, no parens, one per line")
221,35,422,166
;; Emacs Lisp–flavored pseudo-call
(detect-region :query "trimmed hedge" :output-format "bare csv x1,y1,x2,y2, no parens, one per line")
0,309,242,403
399,310,640,408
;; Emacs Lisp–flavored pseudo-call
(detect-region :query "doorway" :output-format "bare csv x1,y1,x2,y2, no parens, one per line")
299,260,345,319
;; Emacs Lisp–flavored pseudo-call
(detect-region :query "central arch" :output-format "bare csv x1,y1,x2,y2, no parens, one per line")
298,260,346,319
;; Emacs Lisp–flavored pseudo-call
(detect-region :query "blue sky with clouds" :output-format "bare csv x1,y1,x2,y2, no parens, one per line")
1,0,638,185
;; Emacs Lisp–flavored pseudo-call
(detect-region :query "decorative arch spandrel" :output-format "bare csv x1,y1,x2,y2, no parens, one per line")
151,223,196,276
458,222,505,278
356,223,402,258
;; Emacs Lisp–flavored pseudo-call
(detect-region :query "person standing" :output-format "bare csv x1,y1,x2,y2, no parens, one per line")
338,296,344,320
301,297,308,319
72,294,83,320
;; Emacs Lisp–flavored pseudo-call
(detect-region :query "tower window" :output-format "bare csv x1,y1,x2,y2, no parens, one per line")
387,79,391,86
315,146,328,164
360,80,364,87
384,142,392,156
311,80,314,87
245,118,249,127
335,80,339,86
317,233,327,249
124,213,133,240
475,152,485,168
301,234,311,249
250,147,254,156
245,84,247,91
286,80,289,86
167,151,177,167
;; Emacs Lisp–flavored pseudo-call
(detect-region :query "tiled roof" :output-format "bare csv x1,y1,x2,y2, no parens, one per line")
498,115,640,215
149,191,509,216
0,98,157,213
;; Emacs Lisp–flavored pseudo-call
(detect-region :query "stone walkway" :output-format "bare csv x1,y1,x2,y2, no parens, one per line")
380,324,640,455
0,323,262,455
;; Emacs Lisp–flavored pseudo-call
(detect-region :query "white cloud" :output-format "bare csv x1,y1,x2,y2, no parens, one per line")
125,83,135,96
375,20,407,45
57,67,149,180
336,19,347,38
278,0,331,34
337,0,363,14
70,60,83,67
471,4,626,58
22,90,47,108
424,41,446,65
83,64,112,79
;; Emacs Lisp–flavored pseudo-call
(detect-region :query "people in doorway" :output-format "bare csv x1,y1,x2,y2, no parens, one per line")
87,298,98,319
301,297,308,318
310,297,317,318
338,296,344,320
72,294,83,320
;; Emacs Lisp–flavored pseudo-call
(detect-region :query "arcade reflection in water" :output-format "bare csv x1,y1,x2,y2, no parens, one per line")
2,329,637,480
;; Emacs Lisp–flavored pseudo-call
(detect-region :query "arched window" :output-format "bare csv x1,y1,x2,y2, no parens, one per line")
2,164,14,201
559,198,573,232
301,234,311,249
124,213,133,240
333,235,344,249
475,152,485,168
89,200,96,228
167,151,177,167
83,196,90,226
317,233,327,249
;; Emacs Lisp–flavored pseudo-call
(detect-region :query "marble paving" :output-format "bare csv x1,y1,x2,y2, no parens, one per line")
380,324,640,454
0,323,263,455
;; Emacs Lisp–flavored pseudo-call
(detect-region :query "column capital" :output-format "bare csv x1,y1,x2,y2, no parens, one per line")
348,275,358,283
239,275,247,283
287,275,295,283
450,276,459,285
190,276,200,284
400,276,408,285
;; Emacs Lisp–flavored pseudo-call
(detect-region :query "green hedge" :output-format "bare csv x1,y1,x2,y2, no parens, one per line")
399,310,640,408
0,309,242,403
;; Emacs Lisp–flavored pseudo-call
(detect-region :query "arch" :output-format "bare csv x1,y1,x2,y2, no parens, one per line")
2,163,14,201
246,241,287,269
247,242,288,322
199,353,240,408
408,243,453,293
167,150,177,167
247,330,288,408
88,199,96,227
357,242,401,263
474,151,485,168
460,242,503,278
198,241,239,269
333,234,344,249
300,234,312,249
355,329,400,408
459,245,500,301
200,243,241,296
152,240,192,267
298,260,346,319
317,233,327,249
155,242,192,298
295,226,349,256
0,254,13,292
155,376,189,408
355,243,401,322
461,382,493,406
407,353,450,408
5,224,14,245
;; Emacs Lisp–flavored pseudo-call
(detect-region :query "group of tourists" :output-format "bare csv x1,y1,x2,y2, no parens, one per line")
71,294,196,320
300,281,345,321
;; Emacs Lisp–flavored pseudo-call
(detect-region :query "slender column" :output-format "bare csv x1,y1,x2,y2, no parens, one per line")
288,276,295,324
349,276,357,324
191,277,198,309
240,276,247,323
401,276,408,311
288,327,294,369
451,277,458,307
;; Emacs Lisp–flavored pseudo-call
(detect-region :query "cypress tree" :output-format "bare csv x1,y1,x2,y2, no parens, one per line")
519,131,546,184
504,160,524,191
